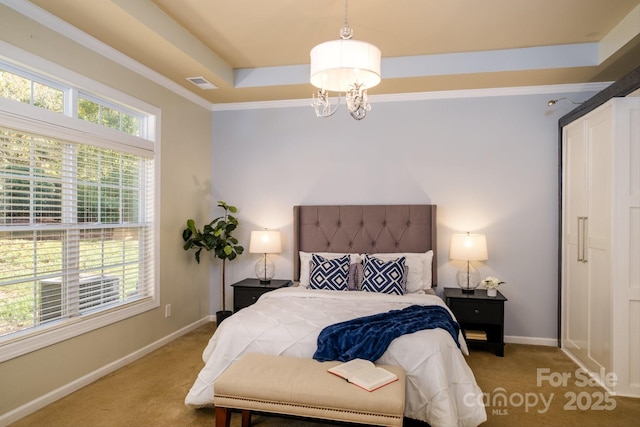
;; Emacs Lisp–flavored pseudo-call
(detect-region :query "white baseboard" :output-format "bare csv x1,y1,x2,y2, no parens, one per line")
505,335,558,347
0,316,214,427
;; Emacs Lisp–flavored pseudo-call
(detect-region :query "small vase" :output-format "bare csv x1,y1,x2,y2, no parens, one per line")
486,288,497,297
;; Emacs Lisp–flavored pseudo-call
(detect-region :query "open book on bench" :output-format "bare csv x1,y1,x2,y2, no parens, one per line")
327,358,398,392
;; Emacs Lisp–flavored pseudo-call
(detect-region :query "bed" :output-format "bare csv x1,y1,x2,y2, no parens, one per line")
185,205,487,427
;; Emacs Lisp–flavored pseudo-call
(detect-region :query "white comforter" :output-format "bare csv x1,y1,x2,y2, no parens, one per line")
185,287,487,427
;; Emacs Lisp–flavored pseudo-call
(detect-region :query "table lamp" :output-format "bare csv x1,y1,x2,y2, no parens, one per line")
449,232,488,294
249,230,282,284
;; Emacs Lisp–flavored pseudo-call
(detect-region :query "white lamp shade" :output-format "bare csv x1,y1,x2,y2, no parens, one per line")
310,39,381,92
249,230,282,254
449,234,488,261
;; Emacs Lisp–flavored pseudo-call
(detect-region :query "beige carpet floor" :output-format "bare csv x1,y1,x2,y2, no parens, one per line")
10,323,639,427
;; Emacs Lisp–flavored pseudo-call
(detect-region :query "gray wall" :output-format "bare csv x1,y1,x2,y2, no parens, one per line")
211,91,598,343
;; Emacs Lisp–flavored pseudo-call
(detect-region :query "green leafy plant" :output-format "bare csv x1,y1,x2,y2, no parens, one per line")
182,201,244,313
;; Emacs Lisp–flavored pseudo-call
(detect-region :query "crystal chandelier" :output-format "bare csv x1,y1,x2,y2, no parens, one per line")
310,0,381,120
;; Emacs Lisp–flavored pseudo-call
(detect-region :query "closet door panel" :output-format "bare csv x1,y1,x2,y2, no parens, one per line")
612,101,640,396
564,122,587,248
585,106,613,373
586,106,613,252
588,247,611,371
565,245,588,356
562,122,588,357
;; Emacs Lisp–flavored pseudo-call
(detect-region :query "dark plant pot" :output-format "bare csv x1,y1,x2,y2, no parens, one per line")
216,310,233,325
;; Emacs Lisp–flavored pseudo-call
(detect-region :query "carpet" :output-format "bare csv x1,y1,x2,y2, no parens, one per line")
10,323,639,426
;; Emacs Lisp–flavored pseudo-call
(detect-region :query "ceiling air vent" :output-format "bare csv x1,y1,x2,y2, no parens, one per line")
186,77,217,90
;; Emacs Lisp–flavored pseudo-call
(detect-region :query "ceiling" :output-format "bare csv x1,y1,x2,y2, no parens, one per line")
24,0,640,105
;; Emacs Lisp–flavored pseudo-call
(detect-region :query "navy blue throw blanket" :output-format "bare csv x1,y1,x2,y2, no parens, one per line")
313,305,460,362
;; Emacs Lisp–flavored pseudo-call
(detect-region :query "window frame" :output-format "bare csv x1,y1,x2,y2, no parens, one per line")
0,61,69,113
76,91,147,138
0,46,160,363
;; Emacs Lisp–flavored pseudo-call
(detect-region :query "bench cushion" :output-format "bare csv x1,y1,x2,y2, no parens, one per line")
214,353,405,426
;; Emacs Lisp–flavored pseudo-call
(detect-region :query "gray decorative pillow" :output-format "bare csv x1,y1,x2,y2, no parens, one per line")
348,262,364,290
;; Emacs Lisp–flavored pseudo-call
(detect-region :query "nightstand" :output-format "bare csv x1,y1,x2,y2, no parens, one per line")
444,287,507,357
231,278,292,312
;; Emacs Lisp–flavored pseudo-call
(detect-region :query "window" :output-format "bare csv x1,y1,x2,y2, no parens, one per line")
0,54,158,362
1,64,148,140
78,94,142,137
0,68,64,114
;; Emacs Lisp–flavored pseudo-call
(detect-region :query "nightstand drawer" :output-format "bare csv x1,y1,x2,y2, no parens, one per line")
232,278,292,312
234,287,271,309
450,300,502,324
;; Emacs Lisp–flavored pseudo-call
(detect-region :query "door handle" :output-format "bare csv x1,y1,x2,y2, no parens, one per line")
582,217,588,263
577,217,583,262
577,216,588,263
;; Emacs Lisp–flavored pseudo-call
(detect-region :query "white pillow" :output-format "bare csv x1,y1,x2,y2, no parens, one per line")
369,251,433,293
299,251,363,288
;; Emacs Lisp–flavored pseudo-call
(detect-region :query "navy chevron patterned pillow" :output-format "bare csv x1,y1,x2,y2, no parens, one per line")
309,254,350,291
362,254,407,295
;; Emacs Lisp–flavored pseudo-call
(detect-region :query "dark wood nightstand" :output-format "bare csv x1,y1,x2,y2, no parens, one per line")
231,278,292,312
444,287,507,357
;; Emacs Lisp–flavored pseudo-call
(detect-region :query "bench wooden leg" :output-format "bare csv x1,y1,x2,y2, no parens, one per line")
215,407,231,427
241,409,251,427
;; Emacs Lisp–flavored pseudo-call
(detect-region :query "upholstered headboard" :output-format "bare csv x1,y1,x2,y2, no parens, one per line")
293,205,437,286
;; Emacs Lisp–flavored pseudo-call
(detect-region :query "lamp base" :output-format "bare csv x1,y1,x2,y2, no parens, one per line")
255,254,275,284
456,262,481,293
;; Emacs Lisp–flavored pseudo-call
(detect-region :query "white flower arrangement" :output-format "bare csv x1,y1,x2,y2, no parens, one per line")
482,276,505,289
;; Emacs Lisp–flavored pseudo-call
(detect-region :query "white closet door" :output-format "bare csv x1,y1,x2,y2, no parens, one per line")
562,120,589,361
585,104,613,373
612,98,640,396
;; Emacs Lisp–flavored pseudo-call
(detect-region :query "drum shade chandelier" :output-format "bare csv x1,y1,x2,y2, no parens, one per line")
310,0,381,120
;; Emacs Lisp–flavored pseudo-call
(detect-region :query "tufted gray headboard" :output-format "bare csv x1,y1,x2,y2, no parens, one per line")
293,205,437,286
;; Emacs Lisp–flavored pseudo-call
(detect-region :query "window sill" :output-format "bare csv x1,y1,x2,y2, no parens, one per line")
0,297,158,363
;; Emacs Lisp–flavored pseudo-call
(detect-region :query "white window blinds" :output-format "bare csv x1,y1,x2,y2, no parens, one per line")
0,126,155,339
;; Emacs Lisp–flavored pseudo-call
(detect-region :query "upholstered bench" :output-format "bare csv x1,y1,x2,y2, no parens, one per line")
213,353,405,427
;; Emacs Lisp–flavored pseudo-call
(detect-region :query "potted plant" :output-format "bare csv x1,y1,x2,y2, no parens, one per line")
481,276,505,297
182,201,244,324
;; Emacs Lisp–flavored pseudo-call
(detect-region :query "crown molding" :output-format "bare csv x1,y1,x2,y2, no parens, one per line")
210,82,612,112
2,1,614,114
2,0,213,110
